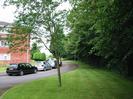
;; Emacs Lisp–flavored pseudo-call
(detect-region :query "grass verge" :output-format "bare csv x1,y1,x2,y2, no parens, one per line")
0,67,6,73
1,61,133,99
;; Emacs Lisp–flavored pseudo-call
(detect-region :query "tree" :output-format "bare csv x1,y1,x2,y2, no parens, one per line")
50,24,65,63
50,25,65,84
31,43,40,60
31,43,46,61
33,52,46,61
4,0,67,86
66,0,133,76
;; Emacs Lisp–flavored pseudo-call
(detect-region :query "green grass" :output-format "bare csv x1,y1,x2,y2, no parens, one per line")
2,61,133,99
0,66,6,73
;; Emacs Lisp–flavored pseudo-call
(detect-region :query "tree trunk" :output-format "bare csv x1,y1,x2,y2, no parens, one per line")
57,57,62,87
59,57,62,66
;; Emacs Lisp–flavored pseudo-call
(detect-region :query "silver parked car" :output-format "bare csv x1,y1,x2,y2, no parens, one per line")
43,61,52,71
35,61,52,71
47,58,56,69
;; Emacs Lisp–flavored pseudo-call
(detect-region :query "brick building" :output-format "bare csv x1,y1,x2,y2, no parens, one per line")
0,21,30,65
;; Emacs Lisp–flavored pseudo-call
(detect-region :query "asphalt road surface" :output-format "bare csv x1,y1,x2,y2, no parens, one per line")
0,61,78,96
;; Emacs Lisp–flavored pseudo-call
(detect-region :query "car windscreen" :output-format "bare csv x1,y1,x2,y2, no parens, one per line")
36,61,44,66
9,64,18,68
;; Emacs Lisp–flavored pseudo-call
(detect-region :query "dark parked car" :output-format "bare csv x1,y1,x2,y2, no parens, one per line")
6,63,37,76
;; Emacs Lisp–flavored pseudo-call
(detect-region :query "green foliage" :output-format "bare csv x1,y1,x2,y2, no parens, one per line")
30,43,40,60
50,25,65,57
31,43,46,61
5,25,31,53
65,0,133,76
33,52,46,61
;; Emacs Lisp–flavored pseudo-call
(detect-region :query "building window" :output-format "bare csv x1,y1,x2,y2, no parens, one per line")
0,54,11,61
0,40,8,47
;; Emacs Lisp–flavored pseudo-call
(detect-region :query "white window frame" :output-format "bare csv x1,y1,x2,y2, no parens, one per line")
0,54,11,61
0,40,9,47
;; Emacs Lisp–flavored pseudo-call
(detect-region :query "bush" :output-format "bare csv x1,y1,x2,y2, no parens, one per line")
33,52,46,61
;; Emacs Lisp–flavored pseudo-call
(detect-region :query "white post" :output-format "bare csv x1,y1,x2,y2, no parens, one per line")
26,35,29,63
27,48,29,63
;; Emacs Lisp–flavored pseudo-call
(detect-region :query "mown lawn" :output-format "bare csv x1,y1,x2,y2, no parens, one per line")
1,61,133,99
0,67,6,73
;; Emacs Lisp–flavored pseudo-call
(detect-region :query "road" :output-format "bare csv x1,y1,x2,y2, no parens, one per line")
0,62,78,96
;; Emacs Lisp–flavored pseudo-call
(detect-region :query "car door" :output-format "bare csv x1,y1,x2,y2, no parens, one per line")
23,63,29,74
45,61,51,70
18,63,26,73
26,63,34,73
25,63,30,73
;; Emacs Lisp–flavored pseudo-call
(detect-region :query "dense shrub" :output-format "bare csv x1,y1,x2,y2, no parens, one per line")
33,52,46,61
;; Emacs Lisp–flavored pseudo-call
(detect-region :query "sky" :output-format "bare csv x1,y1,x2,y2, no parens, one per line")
0,0,16,23
0,0,71,23
0,0,71,56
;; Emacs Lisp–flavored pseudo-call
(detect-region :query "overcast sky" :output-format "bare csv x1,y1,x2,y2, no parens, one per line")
0,0,71,23
0,0,16,23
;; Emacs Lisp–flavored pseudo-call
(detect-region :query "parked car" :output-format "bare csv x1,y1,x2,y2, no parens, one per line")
35,61,45,71
35,61,52,71
46,58,62,68
52,58,62,67
6,63,37,76
47,58,56,69
43,61,52,70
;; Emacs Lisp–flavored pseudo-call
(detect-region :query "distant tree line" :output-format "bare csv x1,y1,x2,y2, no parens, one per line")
64,0,133,76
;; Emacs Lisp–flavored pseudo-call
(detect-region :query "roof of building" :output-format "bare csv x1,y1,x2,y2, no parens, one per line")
0,21,11,34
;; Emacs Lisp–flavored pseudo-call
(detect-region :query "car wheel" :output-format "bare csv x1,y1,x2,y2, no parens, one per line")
8,74,12,76
43,68,46,71
34,69,37,73
20,71,24,76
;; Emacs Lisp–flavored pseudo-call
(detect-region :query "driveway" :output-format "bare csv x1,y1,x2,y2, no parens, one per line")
0,61,78,96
